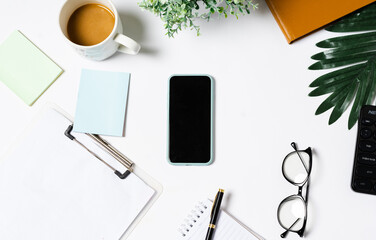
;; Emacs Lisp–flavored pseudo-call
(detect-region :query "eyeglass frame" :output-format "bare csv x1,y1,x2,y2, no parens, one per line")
277,142,312,238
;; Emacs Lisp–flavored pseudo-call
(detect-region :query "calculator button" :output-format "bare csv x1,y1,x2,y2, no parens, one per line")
356,166,376,178
358,140,376,152
362,118,374,126
360,128,372,139
366,108,376,117
354,179,372,190
358,154,376,165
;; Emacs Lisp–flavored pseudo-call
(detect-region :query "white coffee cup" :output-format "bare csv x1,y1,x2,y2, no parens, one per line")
59,0,140,61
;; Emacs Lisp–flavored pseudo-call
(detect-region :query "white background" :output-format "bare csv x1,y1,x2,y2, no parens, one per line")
0,0,374,239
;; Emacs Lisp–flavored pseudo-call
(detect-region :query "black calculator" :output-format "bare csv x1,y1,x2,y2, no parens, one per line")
351,105,376,195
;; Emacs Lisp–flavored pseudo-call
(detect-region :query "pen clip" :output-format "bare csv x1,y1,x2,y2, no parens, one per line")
210,192,218,217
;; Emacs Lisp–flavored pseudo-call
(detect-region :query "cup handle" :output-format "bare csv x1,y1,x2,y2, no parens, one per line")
114,33,141,55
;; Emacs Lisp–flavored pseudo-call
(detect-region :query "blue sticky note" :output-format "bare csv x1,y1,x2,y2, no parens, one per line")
73,69,130,136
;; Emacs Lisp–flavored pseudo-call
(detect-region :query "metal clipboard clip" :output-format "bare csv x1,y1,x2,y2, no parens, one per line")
64,125,134,179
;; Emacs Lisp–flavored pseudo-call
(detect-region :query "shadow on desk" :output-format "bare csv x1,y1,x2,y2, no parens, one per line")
118,11,159,56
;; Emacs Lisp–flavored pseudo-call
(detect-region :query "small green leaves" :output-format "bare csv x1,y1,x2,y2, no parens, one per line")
138,0,258,37
309,2,376,129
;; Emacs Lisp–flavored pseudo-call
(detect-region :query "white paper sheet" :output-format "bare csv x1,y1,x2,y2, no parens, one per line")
0,109,155,240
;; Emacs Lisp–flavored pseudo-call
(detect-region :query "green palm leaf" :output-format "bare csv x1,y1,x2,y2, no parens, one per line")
309,2,376,129
316,32,376,48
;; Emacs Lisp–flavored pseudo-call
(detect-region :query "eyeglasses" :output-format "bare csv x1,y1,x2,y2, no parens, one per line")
277,142,312,238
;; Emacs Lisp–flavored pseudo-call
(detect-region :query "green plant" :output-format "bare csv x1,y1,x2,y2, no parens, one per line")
309,2,376,129
138,0,258,37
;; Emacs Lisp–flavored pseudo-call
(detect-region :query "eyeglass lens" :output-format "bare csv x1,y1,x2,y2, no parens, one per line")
278,196,306,232
282,151,310,185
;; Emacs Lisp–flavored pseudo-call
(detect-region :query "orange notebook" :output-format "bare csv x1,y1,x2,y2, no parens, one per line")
265,0,375,44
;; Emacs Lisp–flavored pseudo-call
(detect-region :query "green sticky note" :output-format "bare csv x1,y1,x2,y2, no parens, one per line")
0,30,63,106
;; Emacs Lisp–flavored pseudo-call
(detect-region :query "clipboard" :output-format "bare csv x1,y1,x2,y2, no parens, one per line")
0,104,162,240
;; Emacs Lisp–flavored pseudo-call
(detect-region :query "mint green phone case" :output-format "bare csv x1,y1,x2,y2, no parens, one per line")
167,74,214,166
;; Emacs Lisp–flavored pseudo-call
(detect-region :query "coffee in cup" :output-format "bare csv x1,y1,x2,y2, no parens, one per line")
67,4,115,46
59,0,141,61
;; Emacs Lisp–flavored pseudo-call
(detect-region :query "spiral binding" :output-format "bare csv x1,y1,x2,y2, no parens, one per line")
178,201,209,238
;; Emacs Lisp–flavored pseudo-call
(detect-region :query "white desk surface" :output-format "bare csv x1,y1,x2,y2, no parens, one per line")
0,0,373,239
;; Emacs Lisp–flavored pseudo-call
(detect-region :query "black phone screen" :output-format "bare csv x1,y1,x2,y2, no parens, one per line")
169,75,212,164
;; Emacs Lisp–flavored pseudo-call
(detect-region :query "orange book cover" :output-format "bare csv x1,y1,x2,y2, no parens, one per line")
265,0,375,43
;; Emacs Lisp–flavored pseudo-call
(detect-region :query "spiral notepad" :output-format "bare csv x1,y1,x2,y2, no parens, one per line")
178,199,262,240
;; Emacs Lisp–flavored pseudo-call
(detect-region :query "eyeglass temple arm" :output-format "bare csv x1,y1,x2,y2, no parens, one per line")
291,142,309,173
297,181,309,237
305,179,310,204
280,218,301,238
301,182,310,236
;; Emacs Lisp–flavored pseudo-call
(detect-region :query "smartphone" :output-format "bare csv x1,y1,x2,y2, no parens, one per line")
168,75,214,165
